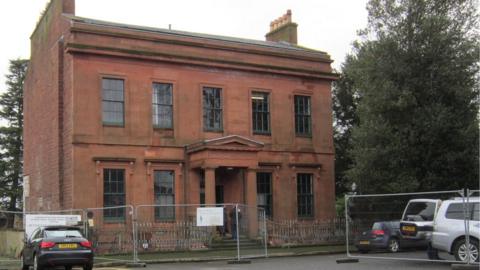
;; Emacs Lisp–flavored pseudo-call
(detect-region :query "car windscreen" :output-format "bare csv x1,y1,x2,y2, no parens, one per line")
44,229,83,238
402,201,436,221
372,222,383,230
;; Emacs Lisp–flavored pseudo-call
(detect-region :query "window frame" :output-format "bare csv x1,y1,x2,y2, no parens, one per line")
102,78,125,127
152,82,174,129
252,91,271,135
297,173,314,218
256,172,273,218
153,170,175,221
202,86,223,132
294,95,312,137
103,168,126,222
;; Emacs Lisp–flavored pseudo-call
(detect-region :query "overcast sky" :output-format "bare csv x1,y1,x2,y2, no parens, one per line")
0,0,368,93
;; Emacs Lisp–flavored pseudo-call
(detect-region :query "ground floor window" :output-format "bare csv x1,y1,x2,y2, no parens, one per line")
103,169,125,221
297,173,313,218
257,172,272,217
154,170,175,220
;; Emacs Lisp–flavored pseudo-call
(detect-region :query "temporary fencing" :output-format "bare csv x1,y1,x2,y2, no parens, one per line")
345,189,479,266
134,204,267,262
85,205,136,264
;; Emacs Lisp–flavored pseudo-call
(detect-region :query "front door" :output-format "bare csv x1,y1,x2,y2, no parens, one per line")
215,185,224,205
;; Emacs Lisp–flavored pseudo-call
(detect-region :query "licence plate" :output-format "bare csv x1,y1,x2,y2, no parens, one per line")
402,225,416,232
58,243,78,249
359,240,370,245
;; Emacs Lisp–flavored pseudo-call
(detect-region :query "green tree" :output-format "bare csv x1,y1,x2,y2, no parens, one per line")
0,59,28,218
345,0,479,194
332,57,360,196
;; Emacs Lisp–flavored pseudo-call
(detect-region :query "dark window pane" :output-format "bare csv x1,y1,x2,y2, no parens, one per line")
294,96,312,136
297,173,313,218
154,170,175,221
256,172,272,217
252,92,270,134
152,83,173,128
103,168,126,221
102,78,124,125
203,87,222,131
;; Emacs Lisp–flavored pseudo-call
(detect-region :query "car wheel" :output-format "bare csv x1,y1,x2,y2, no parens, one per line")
65,266,72,270
454,238,479,263
20,254,29,270
388,238,400,253
33,254,42,270
83,263,93,270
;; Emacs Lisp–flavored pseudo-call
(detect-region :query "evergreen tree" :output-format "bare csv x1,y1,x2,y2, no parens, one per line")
0,59,28,217
345,0,479,193
332,57,360,196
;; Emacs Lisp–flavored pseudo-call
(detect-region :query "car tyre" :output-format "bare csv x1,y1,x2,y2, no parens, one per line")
83,263,93,270
65,266,72,270
20,254,29,270
33,254,42,270
388,238,400,253
454,238,479,263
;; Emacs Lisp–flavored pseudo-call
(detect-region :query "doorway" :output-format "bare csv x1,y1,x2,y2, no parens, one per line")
215,185,224,205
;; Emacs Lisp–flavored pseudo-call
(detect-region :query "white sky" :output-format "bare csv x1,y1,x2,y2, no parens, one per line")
0,0,368,93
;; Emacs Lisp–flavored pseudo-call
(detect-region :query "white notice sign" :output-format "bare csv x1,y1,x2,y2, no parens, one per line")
25,214,82,238
196,207,224,226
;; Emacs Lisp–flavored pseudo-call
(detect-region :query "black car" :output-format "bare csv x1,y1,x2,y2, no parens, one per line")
21,226,94,270
355,221,401,253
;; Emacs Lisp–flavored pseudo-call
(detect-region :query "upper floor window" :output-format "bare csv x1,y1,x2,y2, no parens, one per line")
154,170,175,221
103,169,125,221
102,78,124,126
257,172,272,217
152,83,173,129
203,87,223,131
294,95,312,136
297,173,313,218
252,92,270,134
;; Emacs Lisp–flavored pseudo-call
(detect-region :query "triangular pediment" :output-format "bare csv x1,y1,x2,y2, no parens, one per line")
187,135,264,153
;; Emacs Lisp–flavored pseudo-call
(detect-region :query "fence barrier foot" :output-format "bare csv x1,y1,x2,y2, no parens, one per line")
228,260,251,264
451,264,479,270
336,258,359,264
126,262,147,268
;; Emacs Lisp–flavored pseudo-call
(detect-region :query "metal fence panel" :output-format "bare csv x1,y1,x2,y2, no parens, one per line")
134,204,267,262
345,189,479,265
84,205,135,264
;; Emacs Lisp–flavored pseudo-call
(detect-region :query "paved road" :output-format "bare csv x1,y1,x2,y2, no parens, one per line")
140,252,457,270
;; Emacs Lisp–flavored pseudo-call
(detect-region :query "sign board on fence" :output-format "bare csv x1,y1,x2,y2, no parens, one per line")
25,214,82,238
196,207,223,226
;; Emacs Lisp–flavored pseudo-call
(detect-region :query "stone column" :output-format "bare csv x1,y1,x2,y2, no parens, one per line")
204,167,216,205
245,168,258,238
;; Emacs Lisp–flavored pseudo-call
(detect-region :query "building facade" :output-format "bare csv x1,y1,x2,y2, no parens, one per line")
24,0,337,223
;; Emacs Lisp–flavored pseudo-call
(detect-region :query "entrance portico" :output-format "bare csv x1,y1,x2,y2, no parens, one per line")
186,135,263,208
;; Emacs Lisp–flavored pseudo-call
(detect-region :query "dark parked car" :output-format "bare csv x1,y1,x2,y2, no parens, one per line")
356,221,402,253
21,226,94,270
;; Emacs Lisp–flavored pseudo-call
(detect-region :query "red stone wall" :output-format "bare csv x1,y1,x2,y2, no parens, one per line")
24,0,335,220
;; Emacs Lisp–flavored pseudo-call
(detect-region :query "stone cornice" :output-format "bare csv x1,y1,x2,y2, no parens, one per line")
69,22,332,63
65,43,339,80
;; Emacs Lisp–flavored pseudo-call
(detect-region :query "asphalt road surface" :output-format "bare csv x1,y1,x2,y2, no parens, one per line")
140,251,459,270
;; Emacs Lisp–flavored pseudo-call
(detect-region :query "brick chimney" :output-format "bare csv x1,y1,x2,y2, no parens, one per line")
265,10,297,44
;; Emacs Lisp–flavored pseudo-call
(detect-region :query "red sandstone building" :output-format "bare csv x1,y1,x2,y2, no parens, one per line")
24,0,337,223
